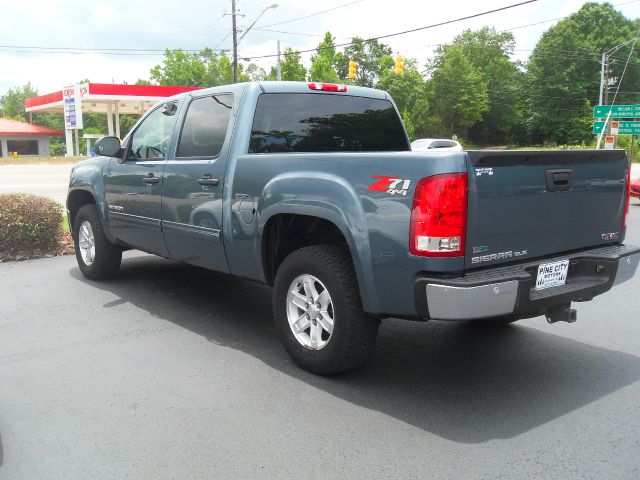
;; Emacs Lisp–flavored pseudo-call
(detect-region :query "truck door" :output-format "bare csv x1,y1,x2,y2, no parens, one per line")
105,102,178,256
161,93,233,273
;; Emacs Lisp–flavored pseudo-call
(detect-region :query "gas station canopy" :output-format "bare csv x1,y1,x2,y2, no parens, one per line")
25,83,201,115
24,83,201,156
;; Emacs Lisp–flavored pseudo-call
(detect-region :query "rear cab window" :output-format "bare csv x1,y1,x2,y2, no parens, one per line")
177,94,233,158
249,93,409,153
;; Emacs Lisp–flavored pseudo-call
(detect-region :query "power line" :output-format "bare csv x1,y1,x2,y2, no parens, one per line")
258,0,364,28
242,0,538,60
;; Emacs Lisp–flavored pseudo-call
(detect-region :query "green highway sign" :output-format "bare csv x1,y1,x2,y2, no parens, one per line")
593,105,640,118
593,121,640,134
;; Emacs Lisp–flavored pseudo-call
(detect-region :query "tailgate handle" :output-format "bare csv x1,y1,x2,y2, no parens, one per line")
546,169,572,192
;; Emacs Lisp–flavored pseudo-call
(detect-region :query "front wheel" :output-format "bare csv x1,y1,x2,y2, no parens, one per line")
73,204,122,280
273,245,379,375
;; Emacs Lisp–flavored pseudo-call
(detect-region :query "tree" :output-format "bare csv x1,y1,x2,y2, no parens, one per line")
526,2,640,144
342,37,393,87
0,83,39,121
150,48,242,87
376,59,428,140
309,32,340,83
245,63,267,82
150,49,208,86
268,47,307,81
434,27,525,145
427,45,489,137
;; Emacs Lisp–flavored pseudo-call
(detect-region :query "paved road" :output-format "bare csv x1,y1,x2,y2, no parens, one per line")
1,162,640,207
0,164,75,205
1,178,640,479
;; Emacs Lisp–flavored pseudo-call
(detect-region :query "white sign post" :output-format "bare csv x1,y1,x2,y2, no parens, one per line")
62,84,84,156
610,121,619,136
604,135,615,150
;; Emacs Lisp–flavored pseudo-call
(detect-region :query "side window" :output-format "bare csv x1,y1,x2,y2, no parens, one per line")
177,94,233,158
127,103,177,160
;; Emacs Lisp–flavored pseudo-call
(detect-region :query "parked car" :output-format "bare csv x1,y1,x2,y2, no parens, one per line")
631,177,640,199
410,138,463,152
67,81,639,375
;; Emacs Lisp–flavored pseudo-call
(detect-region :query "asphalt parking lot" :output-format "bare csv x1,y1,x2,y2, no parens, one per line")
1,203,640,479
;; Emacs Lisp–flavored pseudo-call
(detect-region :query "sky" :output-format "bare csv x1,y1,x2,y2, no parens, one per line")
1,0,639,97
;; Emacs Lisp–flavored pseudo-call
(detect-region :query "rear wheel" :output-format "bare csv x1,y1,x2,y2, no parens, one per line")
74,204,122,280
273,245,379,375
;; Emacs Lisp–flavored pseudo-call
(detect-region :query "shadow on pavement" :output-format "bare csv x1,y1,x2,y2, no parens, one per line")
71,254,640,444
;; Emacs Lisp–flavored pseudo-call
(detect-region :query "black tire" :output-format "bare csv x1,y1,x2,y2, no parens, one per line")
273,245,379,375
73,204,122,280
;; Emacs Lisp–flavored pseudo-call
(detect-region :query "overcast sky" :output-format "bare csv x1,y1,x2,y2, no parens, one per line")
1,0,639,97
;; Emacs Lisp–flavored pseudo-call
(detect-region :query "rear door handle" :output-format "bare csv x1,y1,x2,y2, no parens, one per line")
196,175,219,186
143,175,160,185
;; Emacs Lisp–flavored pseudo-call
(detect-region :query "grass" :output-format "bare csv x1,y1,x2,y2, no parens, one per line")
61,214,70,233
0,156,88,166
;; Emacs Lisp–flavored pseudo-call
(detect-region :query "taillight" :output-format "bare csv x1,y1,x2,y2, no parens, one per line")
409,173,468,257
307,82,348,92
623,165,630,231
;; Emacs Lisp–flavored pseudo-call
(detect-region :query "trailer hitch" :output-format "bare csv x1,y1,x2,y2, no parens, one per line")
546,304,577,324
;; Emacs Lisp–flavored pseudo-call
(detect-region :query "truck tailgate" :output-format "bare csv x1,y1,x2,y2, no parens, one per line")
465,150,629,269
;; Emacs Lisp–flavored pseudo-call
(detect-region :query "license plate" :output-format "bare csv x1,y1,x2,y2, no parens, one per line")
535,259,569,290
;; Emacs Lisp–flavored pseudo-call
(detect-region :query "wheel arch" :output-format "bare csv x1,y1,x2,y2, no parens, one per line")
67,188,98,233
257,194,379,313
67,188,116,243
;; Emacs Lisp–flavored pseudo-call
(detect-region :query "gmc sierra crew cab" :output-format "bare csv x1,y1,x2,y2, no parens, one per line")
67,81,640,374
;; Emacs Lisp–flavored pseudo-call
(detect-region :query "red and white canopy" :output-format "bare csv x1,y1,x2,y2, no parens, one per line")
25,83,201,115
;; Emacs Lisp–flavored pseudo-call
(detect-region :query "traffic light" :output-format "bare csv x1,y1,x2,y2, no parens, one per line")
394,54,405,75
348,60,358,79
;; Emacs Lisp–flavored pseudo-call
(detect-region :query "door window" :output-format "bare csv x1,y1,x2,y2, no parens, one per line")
177,94,233,158
127,103,177,160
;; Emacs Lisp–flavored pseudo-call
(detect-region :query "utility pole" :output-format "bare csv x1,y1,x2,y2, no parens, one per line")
604,59,610,106
231,0,238,83
599,52,606,106
277,40,281,81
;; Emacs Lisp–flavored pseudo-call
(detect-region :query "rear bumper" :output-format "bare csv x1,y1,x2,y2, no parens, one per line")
415,245,640,321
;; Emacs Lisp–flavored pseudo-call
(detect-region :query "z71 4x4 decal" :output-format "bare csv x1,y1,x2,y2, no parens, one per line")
368,176,411,196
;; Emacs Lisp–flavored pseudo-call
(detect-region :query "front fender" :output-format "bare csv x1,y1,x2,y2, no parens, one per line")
67,157,114,242
257,171,379,313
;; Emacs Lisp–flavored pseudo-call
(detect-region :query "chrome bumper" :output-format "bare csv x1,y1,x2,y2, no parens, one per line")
422,248,640,321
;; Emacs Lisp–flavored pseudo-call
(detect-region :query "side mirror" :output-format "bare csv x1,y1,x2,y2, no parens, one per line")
95,136,121,157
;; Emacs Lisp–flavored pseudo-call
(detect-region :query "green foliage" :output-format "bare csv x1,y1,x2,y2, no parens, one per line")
0,83,38,121
150,48,207,86
245,63,267,81
427,45,489,137
437,27,525,144
0,194,63,255
279,48,307,81
342,37,393,87
526,2,640,144
150,48,243,87
309,32,341,82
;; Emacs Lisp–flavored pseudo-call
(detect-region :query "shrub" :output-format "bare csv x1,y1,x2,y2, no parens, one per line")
0,193,64,255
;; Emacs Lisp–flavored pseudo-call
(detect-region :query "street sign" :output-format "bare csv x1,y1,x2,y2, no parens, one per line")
62,84,83,130
604,136,615,149
593,121,640,134
593,105,640,118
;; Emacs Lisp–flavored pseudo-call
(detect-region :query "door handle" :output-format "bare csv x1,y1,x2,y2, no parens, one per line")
545,169,572,192
143,174,160,185
196,175,219,186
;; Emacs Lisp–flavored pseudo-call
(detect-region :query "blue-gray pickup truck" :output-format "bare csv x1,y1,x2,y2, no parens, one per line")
67,81,640,374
